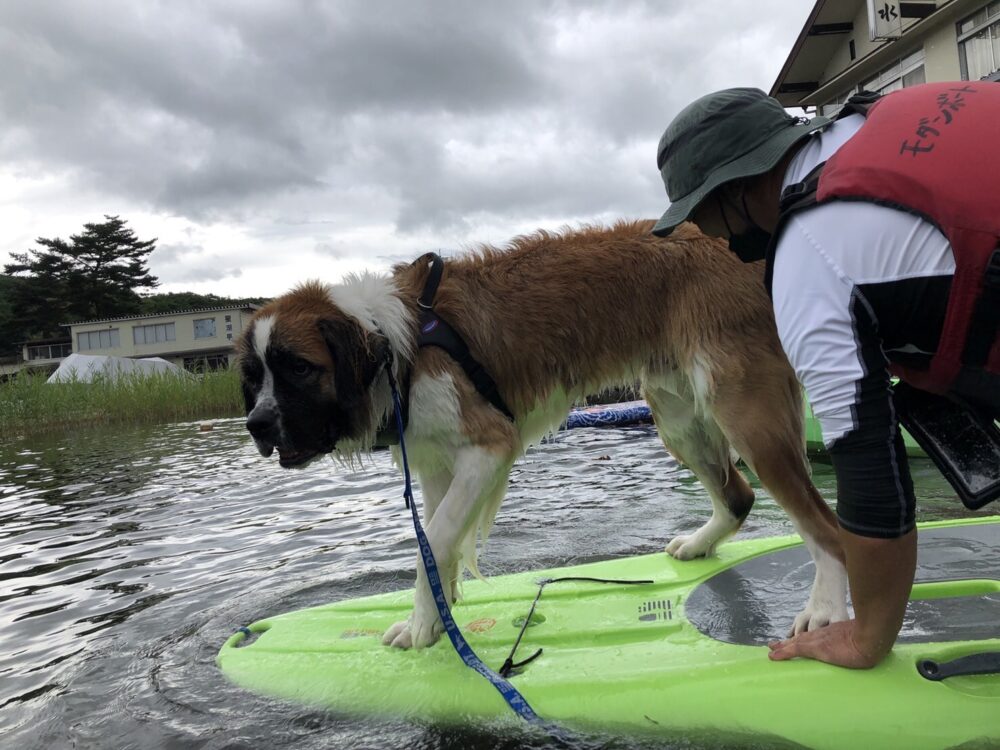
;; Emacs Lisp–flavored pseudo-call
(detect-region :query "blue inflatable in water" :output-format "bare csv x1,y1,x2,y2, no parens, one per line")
566,398,927,458
564,400,652,429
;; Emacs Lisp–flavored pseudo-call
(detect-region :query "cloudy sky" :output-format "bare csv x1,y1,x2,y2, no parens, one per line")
0,1,810,298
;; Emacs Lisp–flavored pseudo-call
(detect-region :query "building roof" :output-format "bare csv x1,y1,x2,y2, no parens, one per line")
62,304,261,328
771,0,951,108
771,0,868,107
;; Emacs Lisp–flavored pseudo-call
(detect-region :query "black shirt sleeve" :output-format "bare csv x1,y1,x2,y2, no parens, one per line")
827,290,916,539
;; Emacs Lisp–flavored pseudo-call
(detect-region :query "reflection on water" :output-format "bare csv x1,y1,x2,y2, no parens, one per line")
0,418,983,749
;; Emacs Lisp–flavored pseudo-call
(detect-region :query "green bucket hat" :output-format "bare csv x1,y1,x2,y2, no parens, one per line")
652,87,831,237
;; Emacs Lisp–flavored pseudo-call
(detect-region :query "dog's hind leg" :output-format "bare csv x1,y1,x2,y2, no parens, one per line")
712,383,848,635
644,376,756,560
383,446,511,649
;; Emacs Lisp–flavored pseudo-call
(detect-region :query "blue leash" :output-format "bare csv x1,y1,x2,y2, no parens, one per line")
385,360,575,743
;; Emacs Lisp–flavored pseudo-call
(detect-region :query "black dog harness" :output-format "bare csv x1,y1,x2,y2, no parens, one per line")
414,252,515,420
375,253,514,446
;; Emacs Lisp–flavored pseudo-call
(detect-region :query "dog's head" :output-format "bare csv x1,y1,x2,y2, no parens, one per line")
237,282,390,468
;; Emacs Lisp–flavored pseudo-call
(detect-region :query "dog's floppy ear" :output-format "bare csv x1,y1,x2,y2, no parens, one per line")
317,318,390,401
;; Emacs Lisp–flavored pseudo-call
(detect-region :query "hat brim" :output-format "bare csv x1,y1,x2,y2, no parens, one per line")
651,116,831,237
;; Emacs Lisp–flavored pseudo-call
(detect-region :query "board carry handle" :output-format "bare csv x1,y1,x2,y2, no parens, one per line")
228,623,270,648
918,651,1000,681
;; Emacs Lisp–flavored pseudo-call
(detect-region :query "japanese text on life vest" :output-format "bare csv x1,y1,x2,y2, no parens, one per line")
899,85,978,157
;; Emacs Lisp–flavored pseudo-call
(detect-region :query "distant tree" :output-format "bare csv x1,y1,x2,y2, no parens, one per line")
0,275,24,356
139,291,270,315
4,216,159,340
1,268,67,345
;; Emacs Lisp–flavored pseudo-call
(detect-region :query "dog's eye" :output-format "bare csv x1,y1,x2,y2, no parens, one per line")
291,358,314,377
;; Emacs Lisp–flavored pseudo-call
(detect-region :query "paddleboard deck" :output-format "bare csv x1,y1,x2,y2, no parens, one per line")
218,516,1000,749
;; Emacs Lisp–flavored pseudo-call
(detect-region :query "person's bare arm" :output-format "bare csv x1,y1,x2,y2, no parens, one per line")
768,528,917,668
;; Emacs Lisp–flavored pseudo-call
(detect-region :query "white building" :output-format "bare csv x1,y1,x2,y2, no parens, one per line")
64,305,259,372
772,0,1000,115
0,339,73,380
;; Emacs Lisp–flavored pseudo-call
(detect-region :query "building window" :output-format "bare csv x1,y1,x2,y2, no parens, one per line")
958,2,1000,80
183,354,230,373
193,318,217,339
133,322,176,345
27,343,72,360
78,329,121,351
862,48,925,94
823,48,928,116
820,88,856,117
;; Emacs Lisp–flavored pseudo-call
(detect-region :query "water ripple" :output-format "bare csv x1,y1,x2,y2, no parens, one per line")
0,417,983,748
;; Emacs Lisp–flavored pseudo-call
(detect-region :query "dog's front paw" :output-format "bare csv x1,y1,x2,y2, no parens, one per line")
789,601,849,636
666,534,716,560
382,620,412,648
381,615,443,650
788,561,850,636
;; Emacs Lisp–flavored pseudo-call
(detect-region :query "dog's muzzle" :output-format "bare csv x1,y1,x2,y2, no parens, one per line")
246,404,331,468
246,404,280,458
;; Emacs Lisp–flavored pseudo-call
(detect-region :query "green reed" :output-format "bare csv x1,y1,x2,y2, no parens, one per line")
0,368,244,436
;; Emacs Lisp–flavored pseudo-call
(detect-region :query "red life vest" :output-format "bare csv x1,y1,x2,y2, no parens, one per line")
774,81,1000,395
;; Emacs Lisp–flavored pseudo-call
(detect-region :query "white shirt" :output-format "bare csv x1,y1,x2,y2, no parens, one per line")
771,115,955,446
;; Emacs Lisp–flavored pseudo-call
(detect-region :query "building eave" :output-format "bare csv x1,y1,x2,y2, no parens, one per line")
61,304,261,329
771,0,864,106
771,0,833,102
16,337,72,346
795,0,984,107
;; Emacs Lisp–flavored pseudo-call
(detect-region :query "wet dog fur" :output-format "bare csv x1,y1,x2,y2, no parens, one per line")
237,220,847,649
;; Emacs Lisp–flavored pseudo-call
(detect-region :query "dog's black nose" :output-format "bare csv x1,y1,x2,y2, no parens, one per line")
246,406,279,440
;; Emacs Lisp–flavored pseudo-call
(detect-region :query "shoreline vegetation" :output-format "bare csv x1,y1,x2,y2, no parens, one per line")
0,369,244,437
0,371,643,440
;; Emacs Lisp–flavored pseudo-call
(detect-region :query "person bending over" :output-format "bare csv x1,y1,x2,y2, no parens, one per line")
651,82,1000,668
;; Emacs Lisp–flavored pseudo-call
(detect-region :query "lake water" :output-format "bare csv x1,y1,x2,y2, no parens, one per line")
0,417,984,750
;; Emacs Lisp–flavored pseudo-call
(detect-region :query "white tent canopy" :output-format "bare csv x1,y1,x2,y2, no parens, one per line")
46,353,189,383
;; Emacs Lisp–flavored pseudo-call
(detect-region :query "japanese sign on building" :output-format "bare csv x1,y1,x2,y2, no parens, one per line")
867,0,903,40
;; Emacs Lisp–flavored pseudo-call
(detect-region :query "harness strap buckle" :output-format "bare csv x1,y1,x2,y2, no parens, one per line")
779,181,807,209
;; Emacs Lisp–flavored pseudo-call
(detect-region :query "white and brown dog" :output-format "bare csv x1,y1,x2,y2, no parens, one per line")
237,220,847,649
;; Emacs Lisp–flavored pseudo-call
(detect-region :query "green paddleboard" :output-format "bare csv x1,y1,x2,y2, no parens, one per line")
804,398,925,457
218,517,1000,749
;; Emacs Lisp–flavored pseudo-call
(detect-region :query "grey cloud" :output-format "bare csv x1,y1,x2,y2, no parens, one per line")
169,265,244,283
156,259,245,285
0,0,806,245
150,242,245,283
314,240,349,258
151,242,204,265
0,1,553,213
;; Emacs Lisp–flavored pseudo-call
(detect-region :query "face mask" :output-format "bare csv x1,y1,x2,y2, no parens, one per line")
728,225,772,263
718,191,772,263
